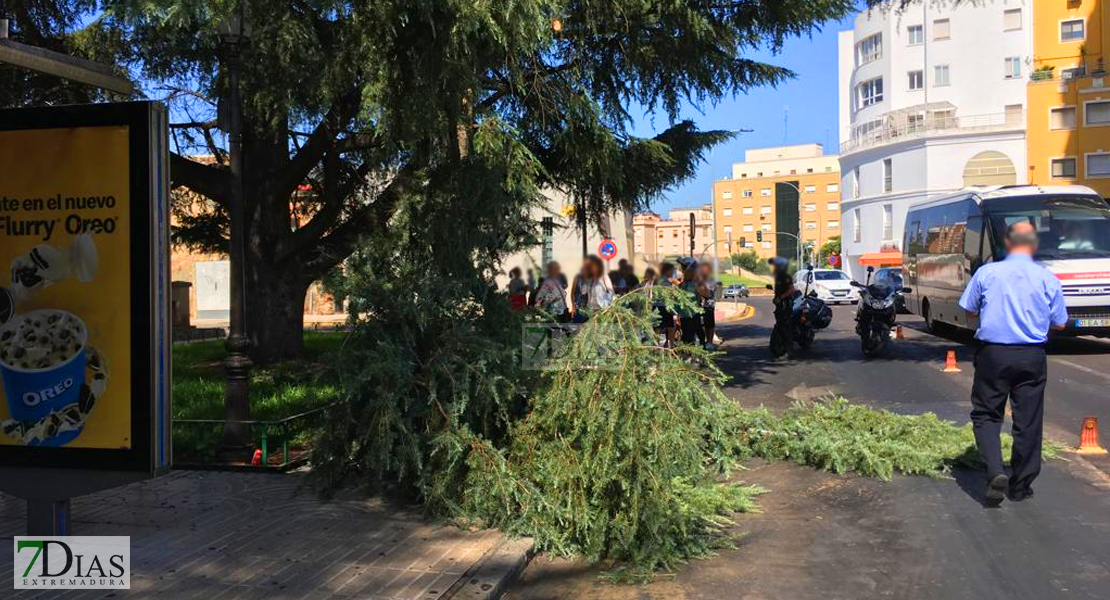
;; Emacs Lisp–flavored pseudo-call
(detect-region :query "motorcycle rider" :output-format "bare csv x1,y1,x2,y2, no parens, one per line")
770,257,798,313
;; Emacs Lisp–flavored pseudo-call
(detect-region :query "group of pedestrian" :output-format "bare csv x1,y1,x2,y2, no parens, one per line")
506,256,719,350
645,259,718,350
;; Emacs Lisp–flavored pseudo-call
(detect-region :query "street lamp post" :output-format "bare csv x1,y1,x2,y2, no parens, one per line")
218,6,253,459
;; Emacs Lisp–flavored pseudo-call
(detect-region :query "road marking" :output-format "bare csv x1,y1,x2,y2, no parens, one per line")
1051,357,1110,382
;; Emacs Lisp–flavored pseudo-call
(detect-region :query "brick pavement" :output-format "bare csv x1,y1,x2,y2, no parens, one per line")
1,471,510,599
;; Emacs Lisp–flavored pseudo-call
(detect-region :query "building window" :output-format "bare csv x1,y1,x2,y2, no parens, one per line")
882,204,894,240
723,208,733,216
1004,57,1021,79
934,64,951,87
1087,153,1110,178
805,203,817,212
858,77,884,107
828,220,840,229
1004,8,1022,31
907,24,924,45
762,241,772,249
743,224,754,232
761,206,773,214
1061,19,1085,42
933,18,951,40
882,158,893,193
807,168,814,173
857,33,883,65
1085,100,1110,126
805,221,817,231
853,168,861,199
827,202,839,211
827,184,839,193
742,189,753,197
908,70,924,90
804,185,817,193
723,225,733,235
761,223,772,231
853,208,862,243
761,188,772,197
1050,106,1076,130
1051,157,1077,178
721,191,732,199
742,206,754,215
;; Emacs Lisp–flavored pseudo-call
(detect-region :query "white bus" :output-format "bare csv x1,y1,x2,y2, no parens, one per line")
902,185,1110,337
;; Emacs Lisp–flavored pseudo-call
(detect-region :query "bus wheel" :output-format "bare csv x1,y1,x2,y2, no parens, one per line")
923,299,941,334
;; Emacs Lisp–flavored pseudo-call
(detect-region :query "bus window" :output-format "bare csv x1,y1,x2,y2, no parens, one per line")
965,201,986,271
984,195,1110,261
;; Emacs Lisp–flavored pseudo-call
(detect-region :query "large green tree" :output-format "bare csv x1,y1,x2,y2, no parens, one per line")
88,0,856,363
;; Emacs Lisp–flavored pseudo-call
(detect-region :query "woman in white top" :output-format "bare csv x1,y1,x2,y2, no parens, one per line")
585,255,614,310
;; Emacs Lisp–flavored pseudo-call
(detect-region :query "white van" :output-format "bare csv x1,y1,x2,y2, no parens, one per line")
902,185,1110,336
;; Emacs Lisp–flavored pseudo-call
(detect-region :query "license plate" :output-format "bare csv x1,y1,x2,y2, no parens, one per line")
1075,318,1110,328
832,290,847,296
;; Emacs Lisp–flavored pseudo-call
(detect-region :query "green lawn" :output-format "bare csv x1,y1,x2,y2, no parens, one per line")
172,332,346,462
717,272,771,289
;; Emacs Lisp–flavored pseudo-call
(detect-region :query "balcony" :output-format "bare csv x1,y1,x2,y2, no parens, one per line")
840,105,1025,155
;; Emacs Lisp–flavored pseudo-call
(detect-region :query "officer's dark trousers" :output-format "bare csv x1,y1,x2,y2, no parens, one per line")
970,343,1047,492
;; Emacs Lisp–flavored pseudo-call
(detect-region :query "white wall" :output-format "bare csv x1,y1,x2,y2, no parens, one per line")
837,0,1031,279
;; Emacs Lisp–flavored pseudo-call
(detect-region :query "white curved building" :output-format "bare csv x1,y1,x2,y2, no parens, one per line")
837,1,1031,278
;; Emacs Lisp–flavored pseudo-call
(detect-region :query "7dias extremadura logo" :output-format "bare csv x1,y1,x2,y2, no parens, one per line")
13,536,129,589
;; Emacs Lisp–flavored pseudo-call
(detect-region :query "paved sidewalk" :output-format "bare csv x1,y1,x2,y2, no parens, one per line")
1,471,524,599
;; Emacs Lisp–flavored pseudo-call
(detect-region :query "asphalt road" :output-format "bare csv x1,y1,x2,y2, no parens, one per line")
720,297,1110,477
506,297,1110,600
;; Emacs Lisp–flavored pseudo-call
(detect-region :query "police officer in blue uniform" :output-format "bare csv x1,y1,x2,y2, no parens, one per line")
959,221,1068,506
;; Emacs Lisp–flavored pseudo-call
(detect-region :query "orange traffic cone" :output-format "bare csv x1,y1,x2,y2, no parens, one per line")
1077,416,1108,455
895,325,905,340
942,350,961,373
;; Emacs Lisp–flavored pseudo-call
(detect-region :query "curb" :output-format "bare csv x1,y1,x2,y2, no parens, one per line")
444,536,535,600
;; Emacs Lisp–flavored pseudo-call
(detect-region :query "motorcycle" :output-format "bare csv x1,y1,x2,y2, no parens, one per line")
767,264,833,358
851,266,909,358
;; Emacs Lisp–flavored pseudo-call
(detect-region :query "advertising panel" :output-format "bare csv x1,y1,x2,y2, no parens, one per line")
0,102,170,483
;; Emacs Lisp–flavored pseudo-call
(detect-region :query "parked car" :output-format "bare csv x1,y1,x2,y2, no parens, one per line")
873,267,908,313
793,268,859,305
723,284,750,299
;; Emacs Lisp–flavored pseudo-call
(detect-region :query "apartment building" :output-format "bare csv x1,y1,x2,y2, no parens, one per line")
1027,0,1110,197
837,1,1030,278
712,144,841,261
633,205,714,262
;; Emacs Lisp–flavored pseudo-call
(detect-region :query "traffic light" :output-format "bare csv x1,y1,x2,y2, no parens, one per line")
739,236,746,249
756,231,763,243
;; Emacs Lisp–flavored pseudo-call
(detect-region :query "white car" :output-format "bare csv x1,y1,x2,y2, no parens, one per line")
794,268,860,304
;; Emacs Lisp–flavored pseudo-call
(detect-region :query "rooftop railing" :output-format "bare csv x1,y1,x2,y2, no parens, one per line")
840,110,1023,155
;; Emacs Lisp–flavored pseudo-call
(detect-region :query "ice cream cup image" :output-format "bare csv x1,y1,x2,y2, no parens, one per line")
0,309,88,446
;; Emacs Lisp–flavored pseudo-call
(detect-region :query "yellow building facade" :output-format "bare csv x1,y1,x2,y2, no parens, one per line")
712,144,842,261
1027,0,1110,196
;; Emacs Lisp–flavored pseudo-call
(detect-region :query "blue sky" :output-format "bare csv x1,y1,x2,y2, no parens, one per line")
629,13,857,214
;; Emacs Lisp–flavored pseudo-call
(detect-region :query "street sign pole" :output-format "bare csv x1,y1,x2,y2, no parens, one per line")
689,212,695,258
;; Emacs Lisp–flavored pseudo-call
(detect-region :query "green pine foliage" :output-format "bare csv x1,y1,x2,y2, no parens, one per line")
455,287,765,579
727,398,1063,481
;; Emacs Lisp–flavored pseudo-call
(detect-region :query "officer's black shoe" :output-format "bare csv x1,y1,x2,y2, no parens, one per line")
985,474,1009,507
1008,487,1034,502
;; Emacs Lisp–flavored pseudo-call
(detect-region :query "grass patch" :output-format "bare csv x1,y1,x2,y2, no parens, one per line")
730,398,1064,481
717,273,770,289
173,332,346,461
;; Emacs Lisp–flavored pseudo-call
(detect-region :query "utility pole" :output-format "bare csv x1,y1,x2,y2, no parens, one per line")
217,5,253,460
689,211,696,258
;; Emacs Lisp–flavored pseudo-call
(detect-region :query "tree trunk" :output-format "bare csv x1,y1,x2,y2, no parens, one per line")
246,272,310,364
